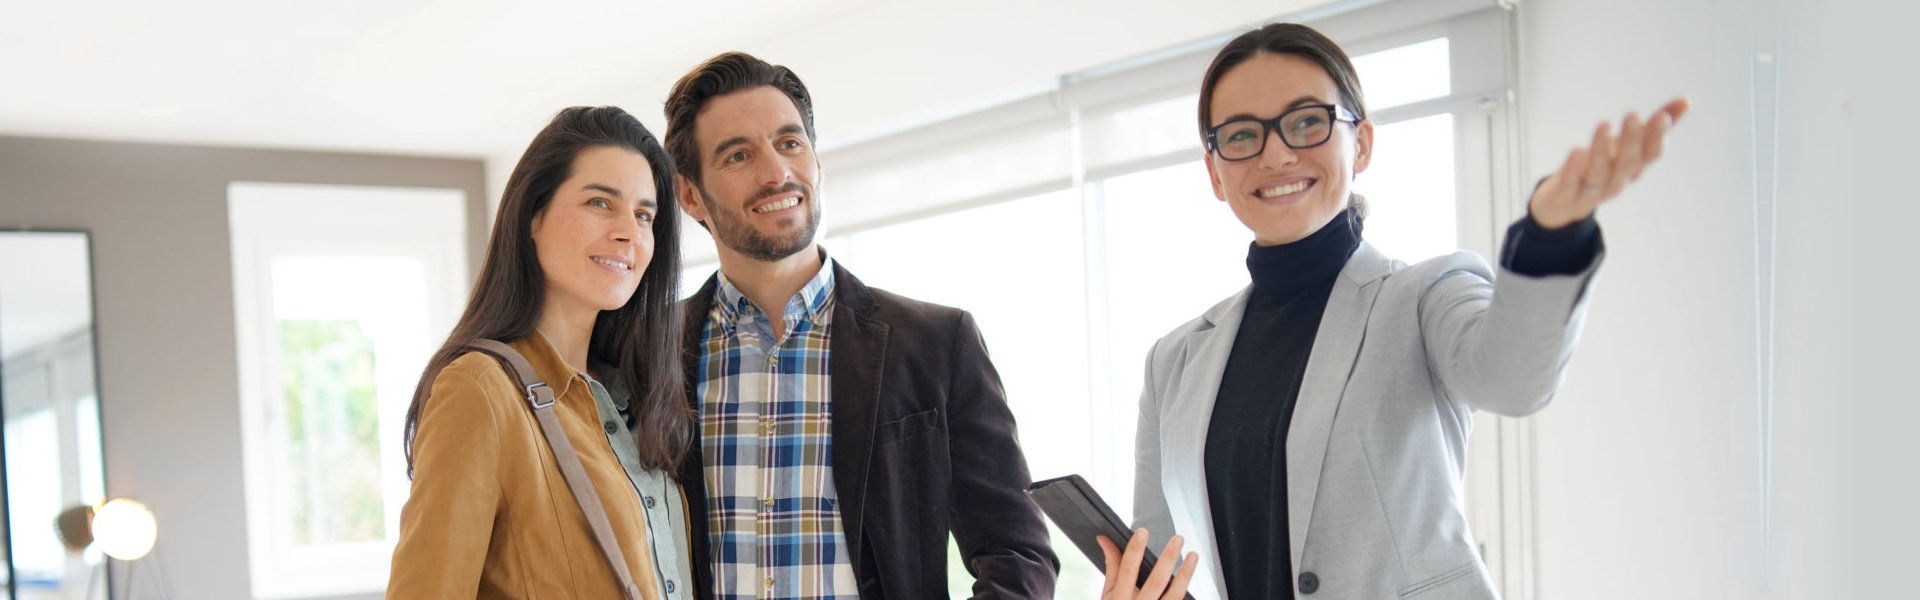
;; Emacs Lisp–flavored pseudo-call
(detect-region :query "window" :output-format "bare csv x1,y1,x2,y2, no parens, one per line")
229,183,467,598
1355,113,1459,262
815,191,1101,598
1097,161,1255,517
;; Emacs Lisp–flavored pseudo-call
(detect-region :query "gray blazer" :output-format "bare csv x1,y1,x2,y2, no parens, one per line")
1133,241,1599,599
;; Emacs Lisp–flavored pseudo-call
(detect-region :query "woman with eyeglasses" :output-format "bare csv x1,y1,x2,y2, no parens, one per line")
1119,23,1688,600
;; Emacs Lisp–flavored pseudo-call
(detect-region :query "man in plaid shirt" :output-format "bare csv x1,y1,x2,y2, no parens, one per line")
663,52,1059,599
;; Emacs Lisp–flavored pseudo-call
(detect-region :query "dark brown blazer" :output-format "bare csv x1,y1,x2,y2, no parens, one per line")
677,262,1058,599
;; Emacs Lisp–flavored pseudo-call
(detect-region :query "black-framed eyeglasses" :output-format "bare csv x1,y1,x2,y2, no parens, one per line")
1206,104,1362,161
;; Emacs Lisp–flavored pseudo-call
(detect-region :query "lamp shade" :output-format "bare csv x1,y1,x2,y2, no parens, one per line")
54,505,95,552
91,498,157,560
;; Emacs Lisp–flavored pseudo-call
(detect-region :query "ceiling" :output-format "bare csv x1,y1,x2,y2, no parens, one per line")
0,0,1332,167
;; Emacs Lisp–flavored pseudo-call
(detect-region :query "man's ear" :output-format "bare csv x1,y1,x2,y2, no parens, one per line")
1352,119,1375,175
676,173,708,223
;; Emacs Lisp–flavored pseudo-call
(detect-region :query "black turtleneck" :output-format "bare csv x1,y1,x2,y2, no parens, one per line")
1203,208,1598,599
1204,208,1361,600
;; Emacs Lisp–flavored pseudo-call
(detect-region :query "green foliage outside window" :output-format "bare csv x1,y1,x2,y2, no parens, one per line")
281,319,385,545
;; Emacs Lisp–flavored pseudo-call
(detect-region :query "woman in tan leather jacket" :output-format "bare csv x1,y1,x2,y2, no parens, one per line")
387,106,696,599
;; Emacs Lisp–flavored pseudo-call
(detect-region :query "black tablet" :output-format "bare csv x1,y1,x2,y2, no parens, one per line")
1026,474,1193,599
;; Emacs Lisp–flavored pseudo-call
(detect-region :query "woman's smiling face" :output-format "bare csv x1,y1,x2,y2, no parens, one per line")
530,145,659,318
1204,52,1372,246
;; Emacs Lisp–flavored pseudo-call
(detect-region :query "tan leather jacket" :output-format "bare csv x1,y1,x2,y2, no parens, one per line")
389,336,666,599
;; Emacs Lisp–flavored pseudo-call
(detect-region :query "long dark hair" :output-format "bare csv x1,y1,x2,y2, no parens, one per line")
404,106,691,475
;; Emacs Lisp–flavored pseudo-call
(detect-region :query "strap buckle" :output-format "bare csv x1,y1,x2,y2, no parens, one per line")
524,381,554,409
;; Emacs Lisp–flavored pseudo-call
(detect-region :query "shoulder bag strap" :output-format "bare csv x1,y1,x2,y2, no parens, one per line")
464,339,645,600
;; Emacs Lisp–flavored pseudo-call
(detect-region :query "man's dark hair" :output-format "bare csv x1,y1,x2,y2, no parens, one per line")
663,51,816,185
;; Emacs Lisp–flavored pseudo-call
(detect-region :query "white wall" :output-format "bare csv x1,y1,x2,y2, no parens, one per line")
1521,0,1919,597
1769,0,1920,596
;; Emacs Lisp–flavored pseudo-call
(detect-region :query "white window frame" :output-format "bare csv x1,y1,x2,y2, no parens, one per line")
228,182,467,599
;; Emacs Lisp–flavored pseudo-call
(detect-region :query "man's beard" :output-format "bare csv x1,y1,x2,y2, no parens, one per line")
702,180,820,263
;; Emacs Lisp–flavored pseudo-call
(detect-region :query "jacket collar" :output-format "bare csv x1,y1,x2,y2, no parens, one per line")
712,252,839,327
1171,240,1394,594
1195,240,1393,330
507,332,586,399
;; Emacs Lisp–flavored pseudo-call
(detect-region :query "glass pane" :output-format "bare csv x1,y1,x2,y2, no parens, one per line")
270,256,433,547
1352,113,1459,263
1100,161,1252,521
76,394,103,505
839,191,1090,479
1353,37,1451,111
279,319,384,545
4,409,62,584
831,190,1102,599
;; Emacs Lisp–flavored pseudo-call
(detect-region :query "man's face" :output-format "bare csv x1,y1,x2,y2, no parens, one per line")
678,85,822,263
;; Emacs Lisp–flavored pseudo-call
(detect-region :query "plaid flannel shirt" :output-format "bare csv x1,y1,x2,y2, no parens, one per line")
695,259,860,600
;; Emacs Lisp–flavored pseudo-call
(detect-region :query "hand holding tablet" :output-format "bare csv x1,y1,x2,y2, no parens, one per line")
1026,475,1197,600
1098,528,1199,600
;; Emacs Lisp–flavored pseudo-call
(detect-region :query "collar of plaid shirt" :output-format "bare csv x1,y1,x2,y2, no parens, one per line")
712,253,836,335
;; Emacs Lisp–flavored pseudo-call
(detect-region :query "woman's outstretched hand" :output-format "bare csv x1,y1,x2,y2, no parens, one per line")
1098,528,1199,600
1529,97,1691,229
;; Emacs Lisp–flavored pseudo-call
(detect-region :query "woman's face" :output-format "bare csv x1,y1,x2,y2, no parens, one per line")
530,145,659,319
1204,52,1373,246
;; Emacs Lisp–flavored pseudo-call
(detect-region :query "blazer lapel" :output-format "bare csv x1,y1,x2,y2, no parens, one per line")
1164,287,1250,595
1286,242,1391,570
826,263,887,571
677,273,719,597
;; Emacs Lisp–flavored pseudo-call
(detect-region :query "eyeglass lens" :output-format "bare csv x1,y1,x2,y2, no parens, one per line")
1214,106,1337,160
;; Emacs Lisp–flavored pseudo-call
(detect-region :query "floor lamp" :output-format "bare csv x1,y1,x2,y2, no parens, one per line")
54,498,169,600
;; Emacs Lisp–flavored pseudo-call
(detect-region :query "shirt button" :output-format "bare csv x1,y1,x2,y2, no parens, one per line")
764,576,775,589
761,496,775,509
643,495,656,509
665,580,675,593
603,421,618,434
762,421,777,435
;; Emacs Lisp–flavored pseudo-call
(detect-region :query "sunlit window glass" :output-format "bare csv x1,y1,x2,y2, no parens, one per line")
269,256,431,546
1353,37,1451,110
1352,113,1459,263
831,189,1101,599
